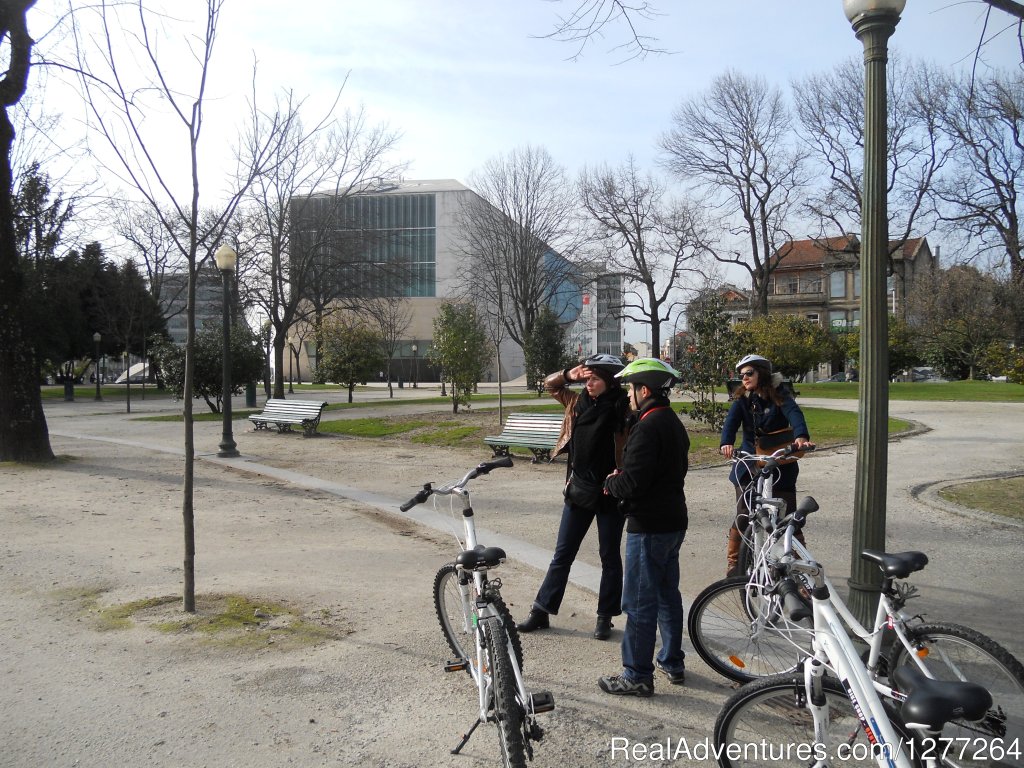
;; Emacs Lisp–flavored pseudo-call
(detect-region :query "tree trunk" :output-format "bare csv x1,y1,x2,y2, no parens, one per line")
0,8,54,463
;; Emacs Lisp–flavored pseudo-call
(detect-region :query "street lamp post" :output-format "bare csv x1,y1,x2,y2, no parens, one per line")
411,344,418,388
843,0,903,624
93,332,102,401
214,244,239,458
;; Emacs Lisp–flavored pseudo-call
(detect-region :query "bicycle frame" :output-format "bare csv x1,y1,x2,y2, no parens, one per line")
446,483,533,722
785,556,915,768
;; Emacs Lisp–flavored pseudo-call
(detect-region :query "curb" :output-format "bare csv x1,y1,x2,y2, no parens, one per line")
911,472,1024,530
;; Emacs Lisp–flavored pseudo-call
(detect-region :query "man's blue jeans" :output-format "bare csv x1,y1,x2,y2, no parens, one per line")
533,500,624,617
620,530,686,683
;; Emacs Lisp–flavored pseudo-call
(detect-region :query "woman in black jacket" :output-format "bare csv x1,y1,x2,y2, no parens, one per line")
517,354,630,641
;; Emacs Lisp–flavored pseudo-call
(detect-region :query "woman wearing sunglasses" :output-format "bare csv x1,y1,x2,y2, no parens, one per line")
718,354,814,576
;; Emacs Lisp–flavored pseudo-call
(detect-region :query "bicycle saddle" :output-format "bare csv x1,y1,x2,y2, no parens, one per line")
860,549,928,578
893,664,993,731
456,545,507,571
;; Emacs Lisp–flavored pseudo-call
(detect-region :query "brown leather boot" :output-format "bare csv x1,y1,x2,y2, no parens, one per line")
726,524,743,577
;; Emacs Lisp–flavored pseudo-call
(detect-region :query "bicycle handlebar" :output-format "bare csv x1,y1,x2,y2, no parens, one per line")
398,456,514,511
734,442,816,464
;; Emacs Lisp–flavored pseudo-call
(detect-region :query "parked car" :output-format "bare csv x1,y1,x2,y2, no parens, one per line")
823,371,858,382
911,367,947,382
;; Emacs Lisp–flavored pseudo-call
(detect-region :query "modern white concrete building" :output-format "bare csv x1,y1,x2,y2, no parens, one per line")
289,179,623,382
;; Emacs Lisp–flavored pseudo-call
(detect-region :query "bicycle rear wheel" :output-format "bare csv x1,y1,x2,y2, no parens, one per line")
483,615,528,768
433,563,523,670
688,576,811,683
888,622,1024,767
715,673,917,768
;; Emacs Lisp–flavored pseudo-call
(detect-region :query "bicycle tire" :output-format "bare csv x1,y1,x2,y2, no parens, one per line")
688,576,811,683
433,563,524,671
888,622,1024,762
483,615,528,768
714,672,919,768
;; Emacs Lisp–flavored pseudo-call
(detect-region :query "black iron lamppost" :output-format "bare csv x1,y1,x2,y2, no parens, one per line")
843,0,903,623
93,332,103,401
411,343,418,388
214,244,239,458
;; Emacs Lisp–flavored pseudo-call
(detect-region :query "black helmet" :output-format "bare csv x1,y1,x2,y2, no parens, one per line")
582,353,625,375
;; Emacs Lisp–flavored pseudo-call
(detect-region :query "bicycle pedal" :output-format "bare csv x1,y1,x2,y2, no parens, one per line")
444,658,468,672
530,690,555,713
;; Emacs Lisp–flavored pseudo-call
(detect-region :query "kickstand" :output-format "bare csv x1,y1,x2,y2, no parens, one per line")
451,719,481,755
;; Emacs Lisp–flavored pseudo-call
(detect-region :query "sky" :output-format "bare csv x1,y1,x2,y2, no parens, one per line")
26,1,1024,344
207,0,1023,185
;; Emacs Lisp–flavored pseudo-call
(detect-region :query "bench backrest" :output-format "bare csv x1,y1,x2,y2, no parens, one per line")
260,399,327,417
499,412,562,434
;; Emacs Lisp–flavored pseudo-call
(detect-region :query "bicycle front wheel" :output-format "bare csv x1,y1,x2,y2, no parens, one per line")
715,673,916,768
889,622,1024,766
483,615,528,768
688,576,811,683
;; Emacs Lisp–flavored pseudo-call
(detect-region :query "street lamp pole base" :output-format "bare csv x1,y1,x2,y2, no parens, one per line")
217,441,239,458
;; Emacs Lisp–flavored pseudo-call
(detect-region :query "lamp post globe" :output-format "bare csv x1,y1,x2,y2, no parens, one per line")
843,0,902,624
93,332,103,401
215,244,239,458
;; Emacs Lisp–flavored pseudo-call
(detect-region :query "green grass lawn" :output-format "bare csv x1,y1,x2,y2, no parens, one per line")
938,476,1024,520
41,384,171,400
795,379,1024,402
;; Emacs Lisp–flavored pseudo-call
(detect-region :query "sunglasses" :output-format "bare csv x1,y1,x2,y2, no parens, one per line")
739,370,757,378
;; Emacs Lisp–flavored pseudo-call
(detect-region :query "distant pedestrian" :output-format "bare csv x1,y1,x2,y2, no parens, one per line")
598,358,689,698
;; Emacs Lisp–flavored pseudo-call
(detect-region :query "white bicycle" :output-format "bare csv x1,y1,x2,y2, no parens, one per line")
713,504,1021,768
401,457,554,768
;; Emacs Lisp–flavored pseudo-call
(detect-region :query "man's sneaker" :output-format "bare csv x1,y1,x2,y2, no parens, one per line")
656,661,685,685
598,674,653,697
516,609,550,633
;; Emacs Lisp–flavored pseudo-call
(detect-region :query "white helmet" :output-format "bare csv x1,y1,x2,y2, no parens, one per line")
736,354,771,372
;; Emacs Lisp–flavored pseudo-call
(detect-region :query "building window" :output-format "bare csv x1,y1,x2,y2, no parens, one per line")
829,310,846,330
775,276,798,295
806,313,819,325
801,276,822,294
853,269,861,298
851,309,861,327
830,271,846,298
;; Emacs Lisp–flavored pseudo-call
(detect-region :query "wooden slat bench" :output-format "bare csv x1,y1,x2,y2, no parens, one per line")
484,412,563,463
249,398,329,437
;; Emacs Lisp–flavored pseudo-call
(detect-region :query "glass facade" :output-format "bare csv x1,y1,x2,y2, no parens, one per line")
294,193,436,298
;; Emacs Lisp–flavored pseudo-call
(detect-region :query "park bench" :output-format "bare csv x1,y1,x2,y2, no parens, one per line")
249,398,329,437
484,412,563,464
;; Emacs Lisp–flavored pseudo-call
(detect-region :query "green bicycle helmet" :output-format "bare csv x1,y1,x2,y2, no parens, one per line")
615,357,681,392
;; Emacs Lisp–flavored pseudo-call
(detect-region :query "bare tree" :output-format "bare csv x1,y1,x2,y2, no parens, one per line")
363,296,412,397
660,71,808,316
455,145,583,358
113,200,189,324
792,56,950,280
237,90,405,398
578,157,707,352
0,0,52,462
69,0,286,611
931,69,1024,344
541,0,666,61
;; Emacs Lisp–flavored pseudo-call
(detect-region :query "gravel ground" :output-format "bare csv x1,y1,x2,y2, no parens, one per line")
0,391,1021,767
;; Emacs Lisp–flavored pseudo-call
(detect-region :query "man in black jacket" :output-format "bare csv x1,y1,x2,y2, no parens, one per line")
598,358,689,697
